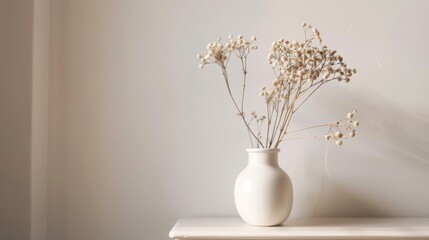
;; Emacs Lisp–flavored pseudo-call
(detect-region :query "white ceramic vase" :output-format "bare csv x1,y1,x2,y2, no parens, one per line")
234,148,293,226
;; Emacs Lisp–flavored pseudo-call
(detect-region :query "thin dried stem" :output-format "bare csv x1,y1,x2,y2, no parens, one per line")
287,123,332,134
221,66,265,148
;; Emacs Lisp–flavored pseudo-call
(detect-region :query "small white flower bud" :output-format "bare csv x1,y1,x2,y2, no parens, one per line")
251,36,256,41
335,131,343,138
199,64,204,69
238,35,243,40
347,113,354,119
353,121,360,127
313,28,319,35
325,135,331,140
324,73,331,80
336,140,343,146
349,132,356,137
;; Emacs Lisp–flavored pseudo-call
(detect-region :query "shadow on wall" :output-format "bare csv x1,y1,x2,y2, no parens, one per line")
299,88,429,217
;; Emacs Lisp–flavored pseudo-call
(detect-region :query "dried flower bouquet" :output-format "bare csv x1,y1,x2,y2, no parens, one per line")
197,23,359,148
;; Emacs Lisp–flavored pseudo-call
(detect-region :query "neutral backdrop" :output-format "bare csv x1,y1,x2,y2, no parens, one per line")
2,0,429,240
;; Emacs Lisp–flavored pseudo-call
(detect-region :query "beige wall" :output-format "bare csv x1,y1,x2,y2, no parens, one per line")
2,0,429,240
0,1,33,239
47,0,67,238
0,1,49,239
46,0,429,240
31,0,50,239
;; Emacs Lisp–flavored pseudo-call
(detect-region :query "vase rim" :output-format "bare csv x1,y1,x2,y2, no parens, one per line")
246,148,280,153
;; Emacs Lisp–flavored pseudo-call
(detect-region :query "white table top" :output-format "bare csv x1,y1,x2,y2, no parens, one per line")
169,218,429,239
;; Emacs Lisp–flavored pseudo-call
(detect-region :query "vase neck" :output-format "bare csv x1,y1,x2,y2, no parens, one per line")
247,151,279,167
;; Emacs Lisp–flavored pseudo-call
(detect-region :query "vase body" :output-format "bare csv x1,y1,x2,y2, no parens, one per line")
234,148,293,226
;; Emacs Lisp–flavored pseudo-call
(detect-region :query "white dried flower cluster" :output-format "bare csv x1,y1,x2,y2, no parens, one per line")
302,22,322,42
249,111,267,148
197,34,258,69
196,23,359,149
259,86,281,105
261,23,357,104
324,110,360,146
